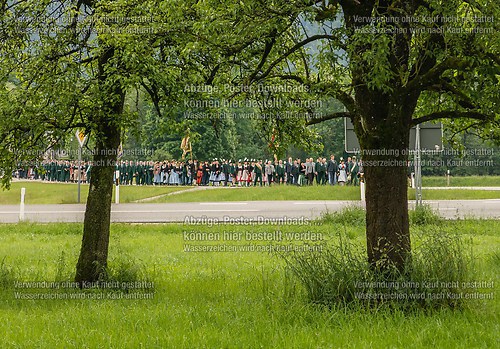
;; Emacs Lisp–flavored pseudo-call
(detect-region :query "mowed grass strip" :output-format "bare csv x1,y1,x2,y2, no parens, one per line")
0,221,498,348
410,189,500,200
422,176,500,187
0,182,188,204
151,185,361,202
152,186,500,202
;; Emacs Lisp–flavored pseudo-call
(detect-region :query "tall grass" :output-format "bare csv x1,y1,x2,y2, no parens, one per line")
283,229,474,310
318,206,365,226
104,253,155,291
318,204,443,227
0,257,16,288
409,204,443,225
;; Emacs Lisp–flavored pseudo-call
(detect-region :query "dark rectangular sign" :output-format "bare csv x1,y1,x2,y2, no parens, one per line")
344,118,443,153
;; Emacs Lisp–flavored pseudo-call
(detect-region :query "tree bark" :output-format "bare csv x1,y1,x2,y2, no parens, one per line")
75,47,123,284
358,115,412,272
341,0,418,273
364,155,411,271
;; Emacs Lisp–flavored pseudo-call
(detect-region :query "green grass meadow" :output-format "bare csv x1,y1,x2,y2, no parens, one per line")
150,185,500,202
409,189,500,200
422,175,500,187
0,219,498,348
152,185,361,202
0,182,187,204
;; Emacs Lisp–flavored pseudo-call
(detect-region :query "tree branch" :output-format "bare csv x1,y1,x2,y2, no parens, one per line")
405,57,472,92
268,74,305,84
140,81,162,118
425,80,477,110
306,111,351,126
246,31,277,83
205,64,220,85
486,52,500,66
77,56,97,65
313,82,357,113
254,34,341,82
448,120,484,142
411,110,494,126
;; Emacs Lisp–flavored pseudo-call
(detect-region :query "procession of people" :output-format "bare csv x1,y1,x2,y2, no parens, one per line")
13,155,364,187
14,160,93,183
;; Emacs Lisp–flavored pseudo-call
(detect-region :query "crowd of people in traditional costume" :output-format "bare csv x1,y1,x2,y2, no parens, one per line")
14,160,93,183
13,155,364,187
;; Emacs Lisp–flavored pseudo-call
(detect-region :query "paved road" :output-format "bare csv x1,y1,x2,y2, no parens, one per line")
1,200,499,223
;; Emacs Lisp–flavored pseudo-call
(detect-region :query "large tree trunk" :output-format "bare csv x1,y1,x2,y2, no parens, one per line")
357,113,412,272
75,47,123,284
74,124,120,283
342,0,417,272
363,151,411,271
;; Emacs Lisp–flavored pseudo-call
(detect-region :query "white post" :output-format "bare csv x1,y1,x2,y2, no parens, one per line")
410,172,415,189
415,124,423,206
115,185,120,204
19,187,26,221
360,181,366,202
115,170,120,204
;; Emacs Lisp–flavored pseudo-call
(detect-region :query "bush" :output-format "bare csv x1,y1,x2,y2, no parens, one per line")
54,251,73,282
0,258,16,288
282,233,367,306
102,254,154,292
283,230,474,310
318,206,365,226
409,204,443,225
318,204,442,227
487,251,500,270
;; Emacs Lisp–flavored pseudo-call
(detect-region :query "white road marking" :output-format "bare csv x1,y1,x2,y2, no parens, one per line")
0,211,84,214
112,209,258,213
423,199,500,203
0,209,261,214
292,202,358,205
198,202,248,205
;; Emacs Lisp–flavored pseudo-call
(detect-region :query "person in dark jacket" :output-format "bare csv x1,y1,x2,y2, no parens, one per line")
276,160,285,184
253,160,263,186
327,155,338,185
285,157,293,184
291,160,300,185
